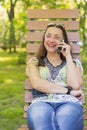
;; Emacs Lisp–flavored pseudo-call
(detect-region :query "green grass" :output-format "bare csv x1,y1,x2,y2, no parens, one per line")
0,48,87,129
0,49,26,130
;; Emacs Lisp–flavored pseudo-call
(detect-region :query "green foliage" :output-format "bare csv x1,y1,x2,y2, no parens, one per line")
18,51,26,64
74,0,87,46
81,46,87,75
0,0,87,53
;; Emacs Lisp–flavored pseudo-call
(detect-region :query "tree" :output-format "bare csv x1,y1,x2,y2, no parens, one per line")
74,0,87,46
7,0,18,52
0,0,18,52
0,0,30,53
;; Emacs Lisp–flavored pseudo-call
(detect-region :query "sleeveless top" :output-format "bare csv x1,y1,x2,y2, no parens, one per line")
26,57,83,105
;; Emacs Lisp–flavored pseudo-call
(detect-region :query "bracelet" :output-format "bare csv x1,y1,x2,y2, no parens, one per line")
66,86,72,95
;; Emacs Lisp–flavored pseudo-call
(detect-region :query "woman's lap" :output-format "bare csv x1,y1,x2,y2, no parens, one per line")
27,101,84,130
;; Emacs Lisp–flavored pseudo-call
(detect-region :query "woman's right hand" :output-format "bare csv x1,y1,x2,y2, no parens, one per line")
70,89,84,101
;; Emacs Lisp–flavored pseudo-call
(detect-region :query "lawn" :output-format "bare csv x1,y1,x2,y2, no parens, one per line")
0,49,26,130
0,48,87,130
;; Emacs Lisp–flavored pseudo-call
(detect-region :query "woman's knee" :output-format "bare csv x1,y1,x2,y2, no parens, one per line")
55,102,84,130
27,102,46,129
56,102,83,117
27,101,54,122
27,101,54,130
27,101,46,121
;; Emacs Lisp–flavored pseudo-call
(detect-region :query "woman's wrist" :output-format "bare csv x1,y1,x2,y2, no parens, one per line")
65,86,72,95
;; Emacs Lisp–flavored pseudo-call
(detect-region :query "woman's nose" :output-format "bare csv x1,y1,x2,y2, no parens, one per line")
49,37,54,42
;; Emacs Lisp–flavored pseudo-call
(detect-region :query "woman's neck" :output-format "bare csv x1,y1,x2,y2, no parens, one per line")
46,52,62,67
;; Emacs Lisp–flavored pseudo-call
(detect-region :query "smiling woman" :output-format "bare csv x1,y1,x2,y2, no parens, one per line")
26,23,84,130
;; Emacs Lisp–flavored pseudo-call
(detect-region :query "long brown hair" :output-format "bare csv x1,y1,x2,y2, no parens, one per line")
36,23,72,66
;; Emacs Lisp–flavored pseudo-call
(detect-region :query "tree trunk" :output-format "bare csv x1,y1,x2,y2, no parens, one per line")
7,0,17,53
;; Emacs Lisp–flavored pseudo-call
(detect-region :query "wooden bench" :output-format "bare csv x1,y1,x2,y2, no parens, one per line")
18,9,87,130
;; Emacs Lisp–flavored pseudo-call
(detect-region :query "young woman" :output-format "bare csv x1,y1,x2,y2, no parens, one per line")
27,23,84,130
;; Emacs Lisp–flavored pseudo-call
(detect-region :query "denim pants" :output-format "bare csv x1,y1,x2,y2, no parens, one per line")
27,101,84,130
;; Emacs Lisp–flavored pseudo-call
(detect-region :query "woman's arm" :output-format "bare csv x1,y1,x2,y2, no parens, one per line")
27,61,68,94
60,42,83,90
66,54,83,90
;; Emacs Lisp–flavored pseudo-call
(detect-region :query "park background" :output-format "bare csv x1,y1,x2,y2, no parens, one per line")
0,0,87,130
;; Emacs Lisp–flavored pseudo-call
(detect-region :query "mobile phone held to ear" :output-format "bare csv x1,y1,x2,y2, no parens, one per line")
57,46,62,53
57,40,65,53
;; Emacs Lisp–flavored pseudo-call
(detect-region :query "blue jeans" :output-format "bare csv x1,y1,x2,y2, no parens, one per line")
27,101,84,130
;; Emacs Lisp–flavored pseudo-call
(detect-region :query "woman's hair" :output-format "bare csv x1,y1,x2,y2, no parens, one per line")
36,23,72,66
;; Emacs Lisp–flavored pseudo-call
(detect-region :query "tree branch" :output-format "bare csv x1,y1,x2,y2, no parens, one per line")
14,0,18,6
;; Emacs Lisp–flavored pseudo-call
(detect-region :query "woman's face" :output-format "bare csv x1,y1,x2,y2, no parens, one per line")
44,27,63,53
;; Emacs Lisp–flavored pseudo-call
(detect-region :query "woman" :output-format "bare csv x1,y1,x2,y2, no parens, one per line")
27,23,84,130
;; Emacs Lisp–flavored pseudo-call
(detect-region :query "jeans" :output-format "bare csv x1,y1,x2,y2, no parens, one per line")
27,101,84,130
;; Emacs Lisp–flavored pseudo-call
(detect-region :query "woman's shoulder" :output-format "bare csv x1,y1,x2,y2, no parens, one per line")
27,57,38,65
26,57,38,76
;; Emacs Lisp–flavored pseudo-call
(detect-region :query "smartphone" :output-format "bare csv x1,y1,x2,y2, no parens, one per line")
57,40,64,53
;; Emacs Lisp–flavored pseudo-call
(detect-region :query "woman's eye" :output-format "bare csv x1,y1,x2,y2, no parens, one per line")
55,36,59,39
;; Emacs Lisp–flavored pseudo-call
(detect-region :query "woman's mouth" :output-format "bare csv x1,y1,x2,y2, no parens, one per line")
47,44,57,48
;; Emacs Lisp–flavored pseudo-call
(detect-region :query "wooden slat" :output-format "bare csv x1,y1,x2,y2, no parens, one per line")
18,125,29,130
84,126,87,130
26,44,40,53
26,43,80,54
27,9,79,18
27,21,79,30
84,115,87,120
25,79,32,90
24,91,33,103
71,44,80,53
27,32,80,42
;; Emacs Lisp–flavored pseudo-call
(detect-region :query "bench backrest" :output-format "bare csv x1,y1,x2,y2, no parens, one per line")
24,9,82,118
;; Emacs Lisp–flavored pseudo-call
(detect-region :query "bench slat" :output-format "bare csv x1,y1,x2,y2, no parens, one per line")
24,91,33,103
27,21,79,30
26,43,80,54
27,32,80,42
18,125,29,130
27,9,79,18
25,79,32,90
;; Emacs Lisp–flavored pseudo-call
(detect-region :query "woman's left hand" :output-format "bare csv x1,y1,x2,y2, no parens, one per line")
70,89,84,101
